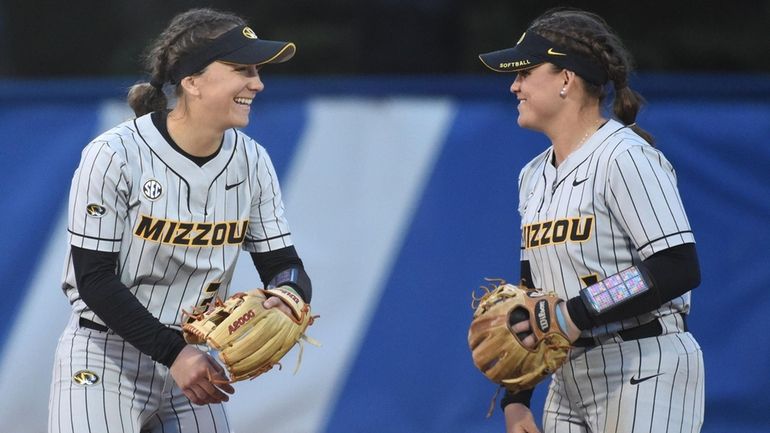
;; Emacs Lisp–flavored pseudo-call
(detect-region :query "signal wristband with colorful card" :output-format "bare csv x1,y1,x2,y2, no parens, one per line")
579,266,651,315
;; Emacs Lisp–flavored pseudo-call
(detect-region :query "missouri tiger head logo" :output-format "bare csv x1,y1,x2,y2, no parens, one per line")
242,27,257,39
72,370,99,386
86,203,106,218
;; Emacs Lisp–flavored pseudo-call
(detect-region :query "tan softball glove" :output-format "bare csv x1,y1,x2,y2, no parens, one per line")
182,287,318,383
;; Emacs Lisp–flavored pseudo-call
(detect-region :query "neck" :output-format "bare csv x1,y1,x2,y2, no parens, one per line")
546,109,604,167
167,106,224,157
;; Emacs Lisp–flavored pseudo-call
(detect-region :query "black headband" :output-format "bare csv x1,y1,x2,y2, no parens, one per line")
168,26,295,84
478,31,608,85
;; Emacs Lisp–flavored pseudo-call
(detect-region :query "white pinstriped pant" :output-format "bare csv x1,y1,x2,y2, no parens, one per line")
543,332,704,433
48,314,232,433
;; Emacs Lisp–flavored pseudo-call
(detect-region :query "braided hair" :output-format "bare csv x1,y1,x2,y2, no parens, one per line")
529,8,654,144
127,8,245,116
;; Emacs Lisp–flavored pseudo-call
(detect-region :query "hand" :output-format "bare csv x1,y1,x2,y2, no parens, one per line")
510,301,581,347
263,294,294,317
170,345,235,405
504,403,541,433
510,319,536,349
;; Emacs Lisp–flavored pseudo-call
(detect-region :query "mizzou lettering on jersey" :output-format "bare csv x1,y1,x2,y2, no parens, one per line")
523,215,594,249
134,215,249,247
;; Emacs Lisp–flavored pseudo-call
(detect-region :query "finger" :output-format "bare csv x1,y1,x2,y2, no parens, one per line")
203,362,235,394
199,379,230,403
190,382,222,405
263,297,293,317
186,385,208,406
511,320,531,333
207,365,235,394
263,297,281,309
215,379,235,395
181,389,199,405
522,334,537,349
207,355,225,374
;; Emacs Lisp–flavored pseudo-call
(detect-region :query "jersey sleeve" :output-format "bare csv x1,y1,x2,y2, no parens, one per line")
243,145,293,253
606,144,695,260
67,141,130,252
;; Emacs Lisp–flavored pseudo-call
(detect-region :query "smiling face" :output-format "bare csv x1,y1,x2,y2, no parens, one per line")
192,61,264,130
509,63,565,132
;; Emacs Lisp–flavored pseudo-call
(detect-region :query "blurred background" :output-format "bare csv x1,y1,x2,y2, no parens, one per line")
1,1,769,433
3,0,770,76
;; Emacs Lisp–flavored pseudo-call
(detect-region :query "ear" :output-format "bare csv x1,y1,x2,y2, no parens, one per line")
179,76,202,97
562,70,577,92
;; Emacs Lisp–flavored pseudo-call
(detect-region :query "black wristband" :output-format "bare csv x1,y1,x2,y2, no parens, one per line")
500,388,534,409
567,295,596,330
268,266,312,303
250,246,312,302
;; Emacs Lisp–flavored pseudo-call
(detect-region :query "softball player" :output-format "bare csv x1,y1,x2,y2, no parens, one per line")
48,8,312,433
479,8,704,433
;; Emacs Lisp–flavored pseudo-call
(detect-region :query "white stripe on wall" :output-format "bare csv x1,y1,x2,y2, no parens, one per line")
227,97,456,433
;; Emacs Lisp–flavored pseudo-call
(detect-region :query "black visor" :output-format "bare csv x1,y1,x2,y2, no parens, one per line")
170,26,295,84
479,31,608,85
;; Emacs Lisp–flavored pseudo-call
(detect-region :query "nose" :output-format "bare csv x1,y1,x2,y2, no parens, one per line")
249,72,264,93
510,75,522,94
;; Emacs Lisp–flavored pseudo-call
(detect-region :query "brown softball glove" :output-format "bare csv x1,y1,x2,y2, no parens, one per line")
468,281,571,395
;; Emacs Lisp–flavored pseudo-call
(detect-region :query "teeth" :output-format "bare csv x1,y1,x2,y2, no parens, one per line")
234,97,253,105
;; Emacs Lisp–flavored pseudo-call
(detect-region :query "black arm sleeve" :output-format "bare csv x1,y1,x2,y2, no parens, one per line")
520,260,535,289
71,246,187,367
250,245,312,302
566,242,701,330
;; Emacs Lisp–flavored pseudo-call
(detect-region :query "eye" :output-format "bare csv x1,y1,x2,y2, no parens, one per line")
517,70,531,78
233,65,259,77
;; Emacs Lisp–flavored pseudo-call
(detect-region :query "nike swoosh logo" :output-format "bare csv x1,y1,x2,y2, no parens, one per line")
547,48,567,56
225,180,244,190
630,373,663,385
572,177,589,187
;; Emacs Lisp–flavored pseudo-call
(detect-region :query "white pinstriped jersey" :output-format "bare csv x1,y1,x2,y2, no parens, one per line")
519,119,694,338
61,113,293,327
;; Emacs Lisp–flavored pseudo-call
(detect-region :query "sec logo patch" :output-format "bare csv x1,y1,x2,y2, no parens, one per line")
143,179,163,201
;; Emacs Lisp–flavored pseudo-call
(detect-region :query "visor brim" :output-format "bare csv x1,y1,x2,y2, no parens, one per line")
220,40,296,66
479,47,545,73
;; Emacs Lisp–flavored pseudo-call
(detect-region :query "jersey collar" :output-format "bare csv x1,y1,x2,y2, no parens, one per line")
134,113,238,193
553,119,627,184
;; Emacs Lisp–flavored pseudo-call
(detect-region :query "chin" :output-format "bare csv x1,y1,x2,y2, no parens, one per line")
516,112,542,132
230,116,250,129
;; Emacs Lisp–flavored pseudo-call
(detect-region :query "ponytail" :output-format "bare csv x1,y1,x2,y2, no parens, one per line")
127,82,168,117
613,85,654,145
